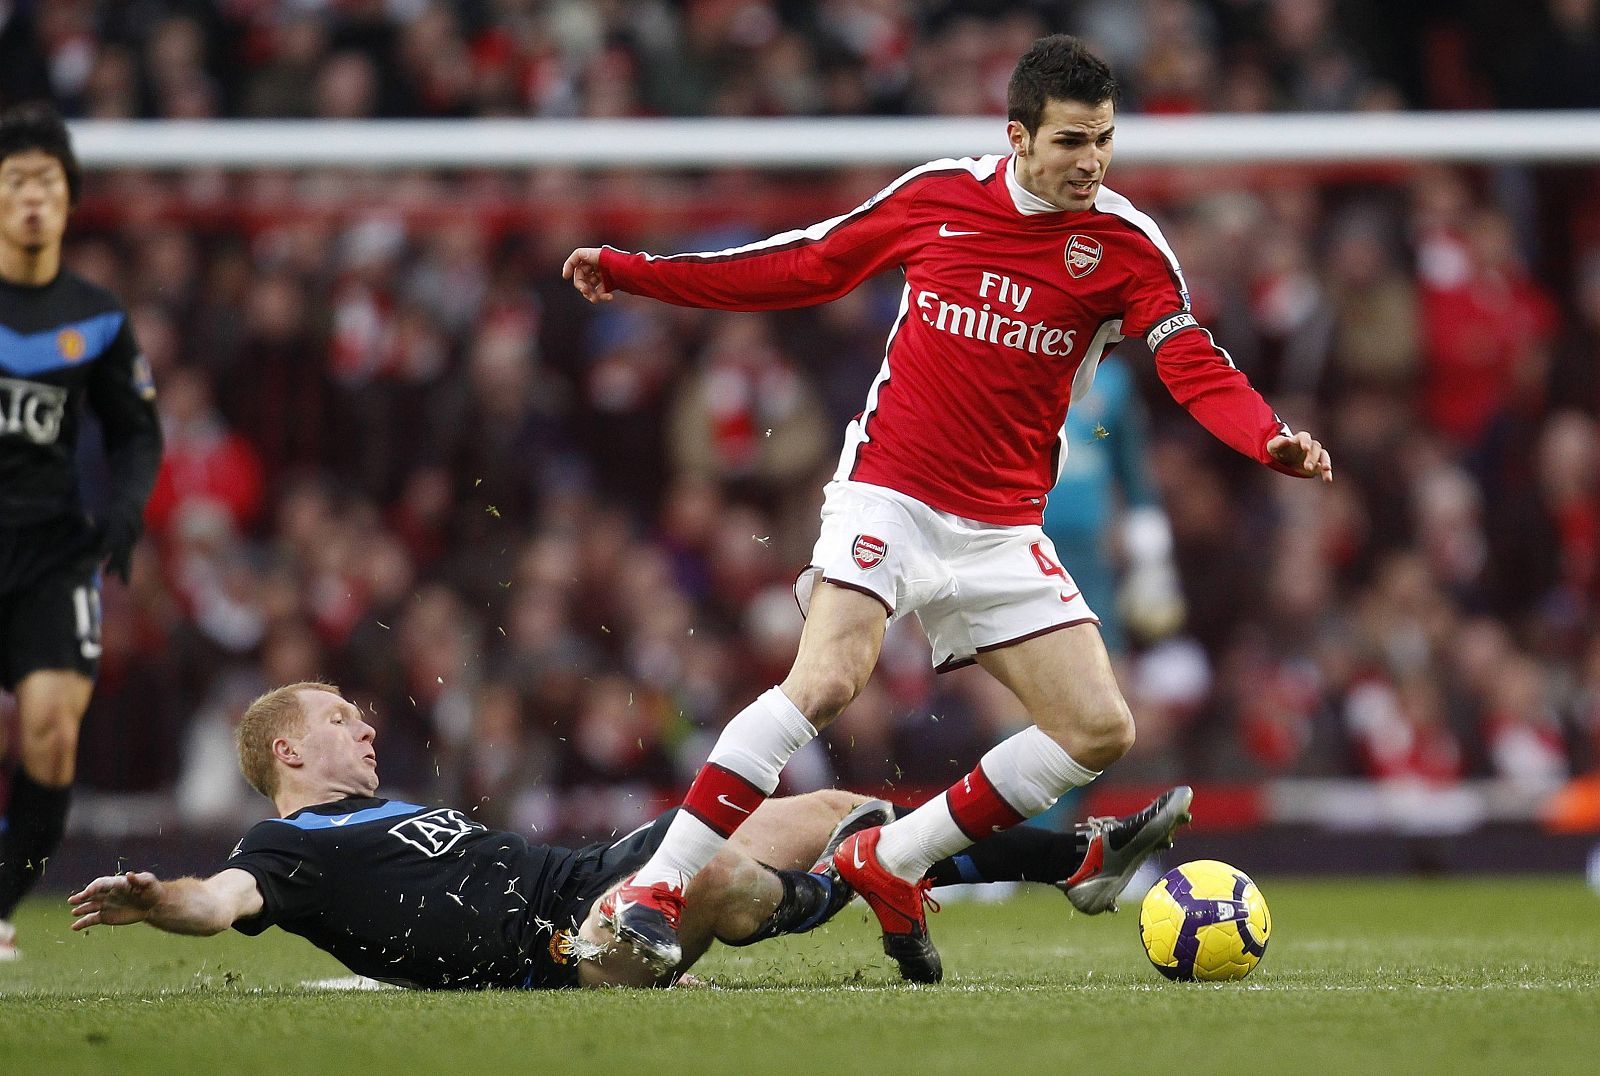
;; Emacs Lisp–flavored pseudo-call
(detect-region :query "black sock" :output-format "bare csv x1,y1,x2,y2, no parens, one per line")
720,867,837,947
0,769,72,919
891,800,1087,887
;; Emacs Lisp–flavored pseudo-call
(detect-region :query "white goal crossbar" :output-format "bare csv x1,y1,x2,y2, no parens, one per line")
68,111,1600,169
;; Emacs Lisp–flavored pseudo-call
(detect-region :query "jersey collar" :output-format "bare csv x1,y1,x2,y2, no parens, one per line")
1004,154,1067,217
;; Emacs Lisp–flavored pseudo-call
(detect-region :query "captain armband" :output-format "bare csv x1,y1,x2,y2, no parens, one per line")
1144,311,1199,352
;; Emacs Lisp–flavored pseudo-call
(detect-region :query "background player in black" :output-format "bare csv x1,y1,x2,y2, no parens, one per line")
0,104,162,959
67,681,1189,987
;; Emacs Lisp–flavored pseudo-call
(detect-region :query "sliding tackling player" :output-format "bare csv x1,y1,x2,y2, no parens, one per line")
69,682,1190,988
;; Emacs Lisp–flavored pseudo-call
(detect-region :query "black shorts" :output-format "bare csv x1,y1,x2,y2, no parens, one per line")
522,808,678,989
0,517,103,691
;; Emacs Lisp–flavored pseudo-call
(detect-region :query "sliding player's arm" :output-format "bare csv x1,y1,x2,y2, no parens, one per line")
68,868,263,936
565,174,925,311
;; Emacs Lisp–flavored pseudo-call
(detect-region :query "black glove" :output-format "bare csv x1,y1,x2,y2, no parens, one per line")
97,512,143,583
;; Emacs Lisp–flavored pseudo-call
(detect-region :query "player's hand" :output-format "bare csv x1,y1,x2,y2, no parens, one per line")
96,512,142,583
69,871,164,930
1266,431,1333,483
562,247,614,303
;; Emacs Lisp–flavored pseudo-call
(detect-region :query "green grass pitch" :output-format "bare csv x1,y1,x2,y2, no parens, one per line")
4,876,1598,1075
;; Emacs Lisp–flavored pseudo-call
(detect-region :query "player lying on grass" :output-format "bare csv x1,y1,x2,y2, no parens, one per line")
68,682,1191,988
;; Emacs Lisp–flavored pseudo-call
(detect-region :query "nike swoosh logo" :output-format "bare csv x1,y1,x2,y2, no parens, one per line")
939,224,980,237
853,845,868,869
1059,591,1080,604
716,794,751,815
328,814,355,826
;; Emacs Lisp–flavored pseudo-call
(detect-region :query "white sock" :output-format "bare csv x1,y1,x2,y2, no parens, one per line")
872,792,963,882
631,688,817,889
628,810,729,892
981,726,1100,813
875,727,1100,881
705,687,817,793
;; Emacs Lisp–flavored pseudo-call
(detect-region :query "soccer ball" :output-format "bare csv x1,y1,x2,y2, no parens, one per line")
1138,860,1271,981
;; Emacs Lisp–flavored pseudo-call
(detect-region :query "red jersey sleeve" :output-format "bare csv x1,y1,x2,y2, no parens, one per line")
1118,231,1298,475
599,176,922,311
1151,323,1297,475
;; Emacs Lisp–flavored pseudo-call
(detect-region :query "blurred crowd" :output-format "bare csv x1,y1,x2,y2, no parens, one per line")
3,0,1600,121
5,1,1600,837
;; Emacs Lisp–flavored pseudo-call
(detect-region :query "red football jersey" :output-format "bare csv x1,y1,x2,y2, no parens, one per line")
600,154,1293,525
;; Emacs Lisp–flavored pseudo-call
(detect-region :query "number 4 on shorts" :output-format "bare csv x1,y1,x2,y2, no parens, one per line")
1030,542,1079,603
1030,541,1067,580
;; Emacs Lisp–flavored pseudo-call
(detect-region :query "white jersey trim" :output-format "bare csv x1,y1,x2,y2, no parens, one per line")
644,156,1004,264
1051,317,1125,486
1093,185,1190,302
834,284,912,482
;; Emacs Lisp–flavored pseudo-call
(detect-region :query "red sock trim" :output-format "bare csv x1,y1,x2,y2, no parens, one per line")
681,763,768,838
945,763,1027,841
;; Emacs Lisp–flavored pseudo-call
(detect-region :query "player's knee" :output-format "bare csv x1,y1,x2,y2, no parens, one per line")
698,857,771,938
22,720,79,783
1105,704,1137,760
1081,701,1135,769
696,852,759,899
1048,698,1134,771
788,788,861,830
782,669,865,726
812,789,861,818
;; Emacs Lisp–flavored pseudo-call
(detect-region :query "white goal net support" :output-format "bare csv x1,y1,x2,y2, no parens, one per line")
69,111,1600,168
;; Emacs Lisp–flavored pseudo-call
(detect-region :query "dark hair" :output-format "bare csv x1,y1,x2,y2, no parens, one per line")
0,102,82,204
1007,35,1119,136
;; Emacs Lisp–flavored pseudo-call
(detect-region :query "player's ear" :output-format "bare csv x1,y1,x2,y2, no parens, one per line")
1006,119,1030,157
271,736,302,768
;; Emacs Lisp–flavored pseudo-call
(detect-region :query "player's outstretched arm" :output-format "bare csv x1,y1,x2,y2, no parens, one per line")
1266,431,1334,483
562,247,614,304
564,168,924,313
69,868,263,936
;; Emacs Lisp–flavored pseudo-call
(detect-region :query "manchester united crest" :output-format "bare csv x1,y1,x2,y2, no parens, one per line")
57,328,86,361
1065,234,1102,279
852,534,887,570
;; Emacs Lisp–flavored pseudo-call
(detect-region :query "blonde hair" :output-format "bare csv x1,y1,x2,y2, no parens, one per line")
236,681,340,799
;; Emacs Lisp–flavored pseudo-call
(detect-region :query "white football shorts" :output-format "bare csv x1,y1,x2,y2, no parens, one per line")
794,480,1099,671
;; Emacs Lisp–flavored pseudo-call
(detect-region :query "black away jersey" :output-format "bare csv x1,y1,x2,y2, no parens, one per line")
226,797,581,990
0,270,161,527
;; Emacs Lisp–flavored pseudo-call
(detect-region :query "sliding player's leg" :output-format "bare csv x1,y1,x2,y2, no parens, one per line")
602,582,887,974
578,790,883,986
921,786,1193,910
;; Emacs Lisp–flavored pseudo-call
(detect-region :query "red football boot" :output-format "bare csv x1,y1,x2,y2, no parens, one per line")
831,827,942,983
597,874,686,975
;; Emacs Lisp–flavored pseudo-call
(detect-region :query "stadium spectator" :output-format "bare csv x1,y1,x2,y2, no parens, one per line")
1417,207,1558,448
145,366,265,544
666,314,831,500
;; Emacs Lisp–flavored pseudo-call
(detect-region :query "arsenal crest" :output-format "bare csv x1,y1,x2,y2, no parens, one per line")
1065,234,1102,279
852,534,887,570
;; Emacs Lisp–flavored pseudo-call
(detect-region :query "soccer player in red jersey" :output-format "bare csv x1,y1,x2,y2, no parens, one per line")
563,35,1331,983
